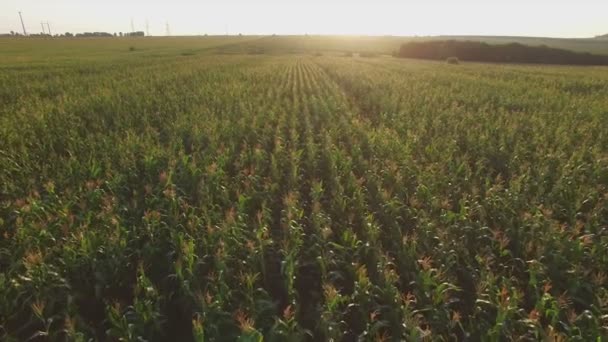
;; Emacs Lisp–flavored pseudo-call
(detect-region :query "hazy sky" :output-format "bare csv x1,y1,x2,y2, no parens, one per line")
1,0,607,37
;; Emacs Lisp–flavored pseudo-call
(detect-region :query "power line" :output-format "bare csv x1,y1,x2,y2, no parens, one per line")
18,11,27,35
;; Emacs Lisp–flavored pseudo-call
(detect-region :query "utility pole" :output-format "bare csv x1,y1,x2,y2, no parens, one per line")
41,22,46,34
166,21,170,36
46,22,52,36
18,11,27,35
146,19,150,36
131,18,135,33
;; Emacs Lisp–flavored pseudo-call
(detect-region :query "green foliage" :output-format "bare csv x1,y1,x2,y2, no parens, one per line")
1,38,607,340
399,40,608,65
446,56,460,64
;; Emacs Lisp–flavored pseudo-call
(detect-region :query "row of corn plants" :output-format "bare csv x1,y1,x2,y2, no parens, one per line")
1,51,607,340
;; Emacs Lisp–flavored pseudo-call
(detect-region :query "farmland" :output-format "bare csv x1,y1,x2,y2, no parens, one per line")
1,36,607,340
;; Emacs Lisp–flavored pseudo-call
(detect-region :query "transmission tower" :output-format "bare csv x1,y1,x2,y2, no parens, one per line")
146,19,150,36
166,21,171,36
46,22,52,36
41,22,46,34
18,12,27,35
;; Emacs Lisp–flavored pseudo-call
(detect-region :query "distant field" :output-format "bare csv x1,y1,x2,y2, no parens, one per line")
2,34,608,65
1,37,607,341
0,36,260,65
231,35,608,55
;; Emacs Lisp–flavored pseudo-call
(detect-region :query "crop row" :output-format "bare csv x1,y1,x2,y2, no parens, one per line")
1,55,607,340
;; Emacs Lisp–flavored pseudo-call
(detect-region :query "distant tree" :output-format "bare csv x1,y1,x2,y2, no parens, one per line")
65,32,73,37
119,32,123,37
124,31,144,37
446,56,460,64
75,32,113,37
10,30,15,36
114,32,117,37
397,40,608,66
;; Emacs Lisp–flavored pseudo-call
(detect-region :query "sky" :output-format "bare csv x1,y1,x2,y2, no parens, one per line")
1,0,607,38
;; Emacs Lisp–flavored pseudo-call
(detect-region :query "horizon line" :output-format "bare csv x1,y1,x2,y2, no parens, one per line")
2,32,605,40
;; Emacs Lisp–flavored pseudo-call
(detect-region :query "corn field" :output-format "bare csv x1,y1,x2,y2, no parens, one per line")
1,40,607,341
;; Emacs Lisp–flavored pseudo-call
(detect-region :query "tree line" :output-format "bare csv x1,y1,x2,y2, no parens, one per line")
2,31,145,38
397,40,608,65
